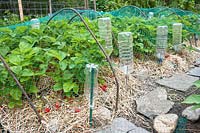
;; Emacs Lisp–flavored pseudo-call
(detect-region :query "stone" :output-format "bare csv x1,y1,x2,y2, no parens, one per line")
47,119,59,132
96,118,149,133
111,118,149,133
156,74,199,92
194,58,200,66
153,114,178,133
188,67,200,77
194,48,200,53
134,69,149,80
95,126,112,133
136,88,174,118
96,106,111,120
182,106,200,121
195,46,200,50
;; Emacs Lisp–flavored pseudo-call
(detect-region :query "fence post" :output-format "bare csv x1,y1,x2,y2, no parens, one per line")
84,0,86,9
84,0,89,9
49,0,52,15
93,0,96,11
18,0,24,21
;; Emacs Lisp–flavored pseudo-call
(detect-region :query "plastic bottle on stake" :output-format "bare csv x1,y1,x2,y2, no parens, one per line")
156,26,168,63
173,23,183,52
98,17,113,56
148,12,154,19
84,64,98,102
196,18,200,41
84,64,98,127
118,32,134,74
31,18,40,29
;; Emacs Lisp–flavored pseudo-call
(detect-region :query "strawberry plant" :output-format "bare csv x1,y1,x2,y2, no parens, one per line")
0,20,105,108
110,15,191,57
0,14,196,108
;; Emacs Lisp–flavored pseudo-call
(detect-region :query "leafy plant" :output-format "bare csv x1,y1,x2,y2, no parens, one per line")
183,80,200,109
0,20,105,108
0,11,32,27
0,13,196,108
110,15,192,58
96,0,199,13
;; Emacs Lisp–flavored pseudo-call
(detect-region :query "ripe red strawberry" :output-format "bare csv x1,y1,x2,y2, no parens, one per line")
100,85,107,92
55,102,61,110
44,107,50,113
74,108,81,113
103,85,107,88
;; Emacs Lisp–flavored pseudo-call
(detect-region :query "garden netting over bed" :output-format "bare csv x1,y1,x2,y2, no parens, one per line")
1,6,200,36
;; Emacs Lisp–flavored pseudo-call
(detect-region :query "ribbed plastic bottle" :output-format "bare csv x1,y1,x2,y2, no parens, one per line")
156,26,168,63
31,18,40,29
196,18,200,40
84,64,98,107
173,23,182,52
148,12,154,19
118,32,134,74
98,17,113,56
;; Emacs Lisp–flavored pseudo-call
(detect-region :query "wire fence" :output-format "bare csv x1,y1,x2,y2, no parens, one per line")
0,0,95,17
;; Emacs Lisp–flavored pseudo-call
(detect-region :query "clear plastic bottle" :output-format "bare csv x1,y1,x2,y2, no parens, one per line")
156,26,168,63
118,32,134,74
98,17,113,56
148,12,154,19
31,18,40,29
196,18,200,40
173,23,182,52
84,64,98,107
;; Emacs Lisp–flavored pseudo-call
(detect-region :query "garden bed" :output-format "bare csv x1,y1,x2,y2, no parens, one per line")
1,48,200,132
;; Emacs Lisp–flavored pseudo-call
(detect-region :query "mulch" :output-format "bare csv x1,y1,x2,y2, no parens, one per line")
1,48,200,132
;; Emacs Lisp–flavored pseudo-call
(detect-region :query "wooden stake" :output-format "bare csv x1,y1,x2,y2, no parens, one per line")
84,0,87,9
49,0,52,15
84,0,89,9
87,0,89,9
93,0,96,11
18,0,24,21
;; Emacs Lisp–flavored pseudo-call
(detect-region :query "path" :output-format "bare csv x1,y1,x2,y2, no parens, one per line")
96,56,200,133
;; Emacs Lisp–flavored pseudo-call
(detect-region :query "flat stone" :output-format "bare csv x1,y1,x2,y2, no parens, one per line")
156,74,199,92
95,126,112,133
134,69,149,80
153,114,178,133
188,67,200,77
47,119,59,132
95,118,149,133
96,106,111,120
194,47,200,53
182,106,200,121
111,118,149,133
136,88,174,118
194,58,200,66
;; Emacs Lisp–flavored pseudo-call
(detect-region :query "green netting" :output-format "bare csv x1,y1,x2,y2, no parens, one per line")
175,117,187,133
1,6,200,35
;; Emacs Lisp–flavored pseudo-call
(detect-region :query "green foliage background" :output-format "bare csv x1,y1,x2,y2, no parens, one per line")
0,0,199,109
96,0,199,13
0,13,198,108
